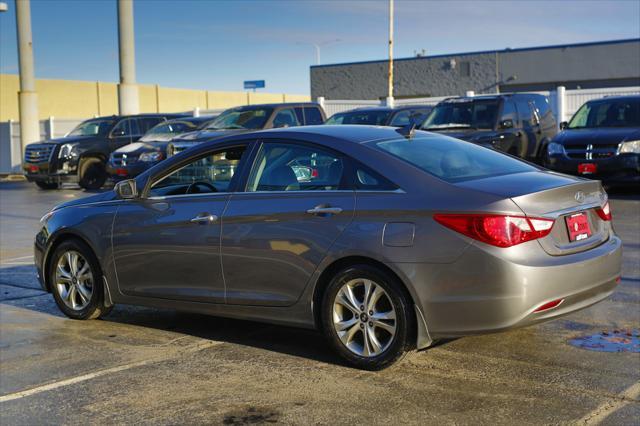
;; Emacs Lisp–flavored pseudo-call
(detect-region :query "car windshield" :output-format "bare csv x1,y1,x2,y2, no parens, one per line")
568,98,640,129
68,119,115,136
371,134,536,182
145,121,196,136
326,110,392,125
422,100,499,130
206,108,273,130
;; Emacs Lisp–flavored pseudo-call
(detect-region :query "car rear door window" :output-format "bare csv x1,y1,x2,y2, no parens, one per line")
304,107,324,125
138,117,164,134
500,99,518,123
272,108,301,128
247,143,344,191
112,119,137,136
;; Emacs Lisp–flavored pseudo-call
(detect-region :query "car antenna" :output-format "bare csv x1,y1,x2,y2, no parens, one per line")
396,123,417,140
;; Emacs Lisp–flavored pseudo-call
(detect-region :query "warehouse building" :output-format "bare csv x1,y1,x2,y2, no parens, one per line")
310,38,640,100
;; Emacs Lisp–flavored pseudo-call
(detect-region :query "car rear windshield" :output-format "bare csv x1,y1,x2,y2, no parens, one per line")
326,110,392,125
422,100,499,130
568,98,640,129
370,134,536,182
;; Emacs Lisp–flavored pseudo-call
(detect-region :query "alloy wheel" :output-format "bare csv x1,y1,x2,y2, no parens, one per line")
332,278,397,357
55,250,94,311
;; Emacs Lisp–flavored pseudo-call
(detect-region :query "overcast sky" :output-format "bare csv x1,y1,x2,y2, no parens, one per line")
1,0,639,94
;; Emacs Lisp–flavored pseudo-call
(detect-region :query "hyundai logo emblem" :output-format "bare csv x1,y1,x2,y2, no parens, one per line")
575,191,586,203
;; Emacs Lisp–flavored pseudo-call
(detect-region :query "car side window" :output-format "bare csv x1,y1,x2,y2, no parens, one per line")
138,118,163,134
304,107,324,125
515,99,533,127
353,164,398,191
112,119,136,137
247,143,344,192
500,100,518,123
148,146,247,197
294,108,305,125
389,110,412,126
272,108,301,128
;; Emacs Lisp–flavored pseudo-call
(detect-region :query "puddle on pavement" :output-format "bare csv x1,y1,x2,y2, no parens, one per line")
568,329,640,353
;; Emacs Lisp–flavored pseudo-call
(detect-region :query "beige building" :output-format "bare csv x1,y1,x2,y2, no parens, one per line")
0,74,309,121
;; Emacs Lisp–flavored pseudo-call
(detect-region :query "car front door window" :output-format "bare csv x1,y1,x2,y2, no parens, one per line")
272,108,301,128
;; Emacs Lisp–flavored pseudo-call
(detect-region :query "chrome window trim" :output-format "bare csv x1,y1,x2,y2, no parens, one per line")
146,192,230,201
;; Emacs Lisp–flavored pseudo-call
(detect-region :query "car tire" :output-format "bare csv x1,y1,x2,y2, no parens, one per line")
48,239,113,320
35,181,59,190
78,158,107,190
321,264,414,370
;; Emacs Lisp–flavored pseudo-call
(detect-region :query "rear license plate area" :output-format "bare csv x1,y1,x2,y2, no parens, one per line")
565,212,592,242
29,165,39,174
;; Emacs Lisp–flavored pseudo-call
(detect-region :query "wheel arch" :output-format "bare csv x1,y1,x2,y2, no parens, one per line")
42,230,102,293
311,255,424,346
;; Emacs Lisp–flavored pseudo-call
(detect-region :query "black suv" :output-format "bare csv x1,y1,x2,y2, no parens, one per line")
23,113,186,190
543,95,639,187
325,105,433,127
421,94,557,162
167,103,326,156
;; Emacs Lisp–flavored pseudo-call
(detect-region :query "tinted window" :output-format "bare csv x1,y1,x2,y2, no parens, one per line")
272,108,301,128
500,100,518,122
138,117,164,134
533,96,551,118
326,110,391,126
112,119,138,137
304,107,324,125
515,99,533,126
353,165,398,191
371,134,536,182
423,100,499,130
294,108,305,125
247,143,344,191
149,146,247,197
389,110,412,127
568,98,640,128
68,119,115,136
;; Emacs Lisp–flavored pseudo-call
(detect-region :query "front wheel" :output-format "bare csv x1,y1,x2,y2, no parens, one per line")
78,158,107,190
321,264,414,370
49,239,113,320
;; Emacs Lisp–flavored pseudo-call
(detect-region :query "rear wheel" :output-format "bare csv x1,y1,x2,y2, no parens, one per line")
35,181,59,190
321,264,414,370
78,158,107,190
49,239,113,320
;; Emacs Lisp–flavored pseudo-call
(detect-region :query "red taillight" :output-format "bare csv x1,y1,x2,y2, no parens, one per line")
433,214,555,248
534,298,564,313
595,201,612,221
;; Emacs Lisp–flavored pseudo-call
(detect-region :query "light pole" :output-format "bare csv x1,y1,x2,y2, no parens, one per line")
117,0,139,115
387,0,394,107
15,0,40,165
300,39,341,65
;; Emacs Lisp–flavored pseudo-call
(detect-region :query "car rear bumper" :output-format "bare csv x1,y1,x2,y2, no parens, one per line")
544,153,640,186
395,235,622,338
106,161,156,179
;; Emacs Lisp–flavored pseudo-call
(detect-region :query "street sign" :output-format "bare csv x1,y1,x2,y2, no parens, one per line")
244,80,265,90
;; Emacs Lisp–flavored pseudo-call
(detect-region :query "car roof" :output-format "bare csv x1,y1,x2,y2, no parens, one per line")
89,113,189,120
334,105,432,114
232,102,320,110
440,93,544,103
586,94,640,103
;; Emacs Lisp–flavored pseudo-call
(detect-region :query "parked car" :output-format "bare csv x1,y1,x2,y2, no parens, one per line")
167,103,326,156
543,95,640,187
421,94,557,162
325,105,433,127
35,125,621,370
23,113,187,190
106,115,217,180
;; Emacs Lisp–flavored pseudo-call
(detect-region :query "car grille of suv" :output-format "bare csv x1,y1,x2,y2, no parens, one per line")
564,143,619,160
111,153,139,166
24,144,56,164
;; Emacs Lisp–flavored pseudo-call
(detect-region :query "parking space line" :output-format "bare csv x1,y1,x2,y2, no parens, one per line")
1,255,34,262
580,381,640,424
0,340,222,404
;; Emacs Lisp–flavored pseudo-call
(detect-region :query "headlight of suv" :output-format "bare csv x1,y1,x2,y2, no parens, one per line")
58,143,79,160
547,142,565,155
138,151,164,162
618,140,640,154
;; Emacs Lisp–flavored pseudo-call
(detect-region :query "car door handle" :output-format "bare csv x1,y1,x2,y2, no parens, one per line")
306,206,343,215
190,214,218,224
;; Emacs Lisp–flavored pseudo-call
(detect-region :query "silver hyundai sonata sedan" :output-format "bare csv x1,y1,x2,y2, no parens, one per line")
35,125,622,370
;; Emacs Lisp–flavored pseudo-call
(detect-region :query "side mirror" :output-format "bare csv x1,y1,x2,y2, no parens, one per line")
559,121,568,130
115,179,137,199
499,119,514,129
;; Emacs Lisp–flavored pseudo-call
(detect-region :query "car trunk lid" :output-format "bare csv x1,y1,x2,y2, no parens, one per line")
455,171,609,255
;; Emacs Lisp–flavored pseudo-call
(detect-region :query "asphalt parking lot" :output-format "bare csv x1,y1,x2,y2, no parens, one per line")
0,181,638,425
